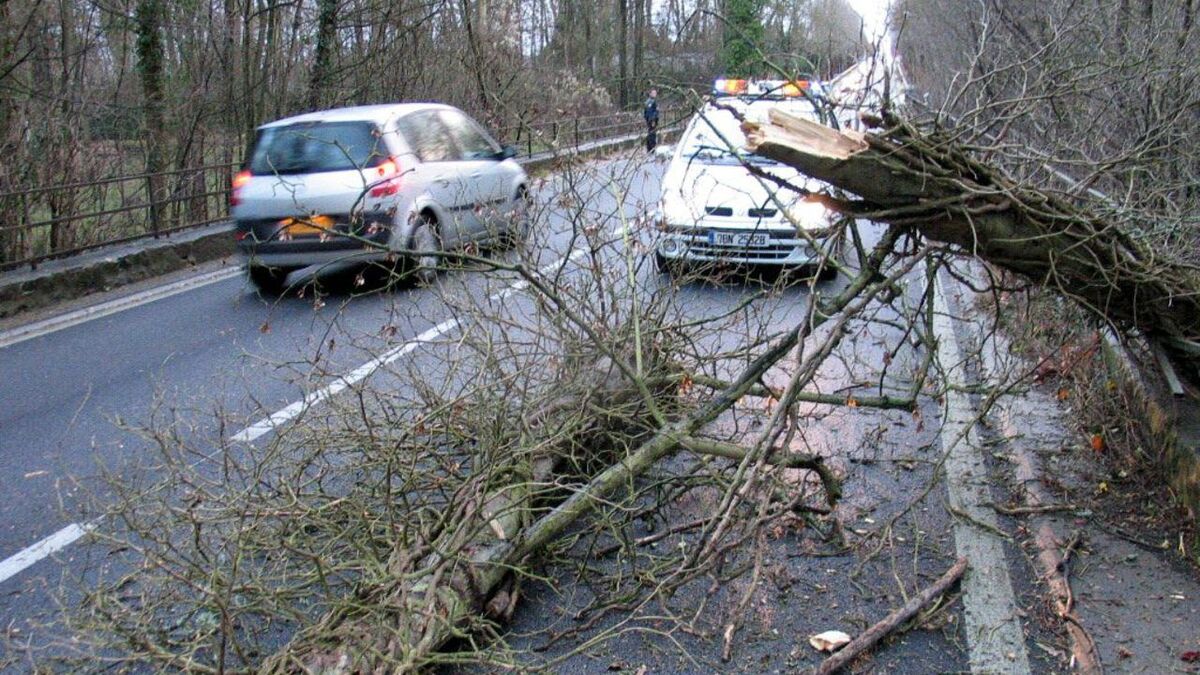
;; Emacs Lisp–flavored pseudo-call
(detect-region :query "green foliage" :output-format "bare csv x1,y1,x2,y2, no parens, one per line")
719,0,765,77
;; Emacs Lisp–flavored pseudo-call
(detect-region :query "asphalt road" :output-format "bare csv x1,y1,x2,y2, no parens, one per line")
0,149,1039,673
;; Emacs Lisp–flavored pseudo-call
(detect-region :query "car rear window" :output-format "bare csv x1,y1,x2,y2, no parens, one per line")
248,122,389,175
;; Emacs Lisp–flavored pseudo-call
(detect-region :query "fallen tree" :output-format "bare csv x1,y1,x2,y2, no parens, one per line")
257,232,918,672
743,109,1200,371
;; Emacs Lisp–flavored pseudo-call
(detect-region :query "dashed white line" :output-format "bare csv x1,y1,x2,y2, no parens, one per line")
0,266,244,350
0,249,589,584
229,317,460,443
230,248,588,444
0,520,98,585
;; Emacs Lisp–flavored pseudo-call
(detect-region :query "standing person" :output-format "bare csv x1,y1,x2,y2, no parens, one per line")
643,88,659,152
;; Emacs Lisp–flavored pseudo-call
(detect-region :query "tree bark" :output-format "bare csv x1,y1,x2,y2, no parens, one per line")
134,0,167,237
617,0,629,107
308,0,338,111
743,109,1200,370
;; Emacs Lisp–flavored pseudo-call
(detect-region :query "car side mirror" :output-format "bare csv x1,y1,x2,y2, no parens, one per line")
497,145,518,160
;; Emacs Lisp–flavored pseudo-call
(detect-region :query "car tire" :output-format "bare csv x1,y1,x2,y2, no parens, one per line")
248,265,294,295
502,187,532,249
411,215,441,286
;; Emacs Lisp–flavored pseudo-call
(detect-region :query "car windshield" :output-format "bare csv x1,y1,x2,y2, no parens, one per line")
680,107,773,165
248,122,388,175
681,101,822,166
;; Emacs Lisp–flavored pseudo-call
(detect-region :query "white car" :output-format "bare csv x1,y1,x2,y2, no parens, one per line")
654,87,840,274
232,103,529,292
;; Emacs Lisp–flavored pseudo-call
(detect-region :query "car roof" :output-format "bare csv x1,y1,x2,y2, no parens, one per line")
257,103,454,129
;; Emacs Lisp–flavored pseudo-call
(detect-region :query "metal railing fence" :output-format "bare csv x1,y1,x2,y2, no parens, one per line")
0,109,670,272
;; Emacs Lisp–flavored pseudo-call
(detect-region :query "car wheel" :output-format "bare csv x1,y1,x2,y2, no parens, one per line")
247,265,294,295
503,188,532,249
411,215,441,285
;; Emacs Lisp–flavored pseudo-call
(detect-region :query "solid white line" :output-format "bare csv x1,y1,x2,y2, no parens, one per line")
0,266,244,350
231,249,588,444
933,274,1032,675
0,521,98,585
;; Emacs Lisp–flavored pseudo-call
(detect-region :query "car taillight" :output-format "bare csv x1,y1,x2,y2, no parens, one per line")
368,158,402,198
230,169,251,207
375,157,399,178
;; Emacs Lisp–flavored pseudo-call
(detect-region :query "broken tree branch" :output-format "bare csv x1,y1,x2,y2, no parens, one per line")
744,109,1200,373
814,557,969,675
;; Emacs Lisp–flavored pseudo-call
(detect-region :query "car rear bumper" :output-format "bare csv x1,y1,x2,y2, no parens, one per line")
235,217,393,267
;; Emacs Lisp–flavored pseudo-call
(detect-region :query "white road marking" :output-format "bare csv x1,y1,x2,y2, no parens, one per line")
0,520,98,585
230,317,460,443
933,273,1032,674
0,266,244,350
231,249,588,444
0,250,590,585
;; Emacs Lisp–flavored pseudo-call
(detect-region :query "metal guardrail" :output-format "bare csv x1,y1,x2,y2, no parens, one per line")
0,110,666,273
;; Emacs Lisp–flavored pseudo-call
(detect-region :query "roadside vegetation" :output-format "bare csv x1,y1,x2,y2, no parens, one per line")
0,0,863,268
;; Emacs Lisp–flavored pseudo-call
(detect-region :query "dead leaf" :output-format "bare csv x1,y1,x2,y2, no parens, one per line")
809,630,852,653
678,374,693,396
846,397,859,408
1057,387,1070,401
259,322,271,334
1182,651,1200,663
1090,434,1104,452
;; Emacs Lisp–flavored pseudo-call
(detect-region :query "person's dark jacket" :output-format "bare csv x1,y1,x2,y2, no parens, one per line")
643,97,659,126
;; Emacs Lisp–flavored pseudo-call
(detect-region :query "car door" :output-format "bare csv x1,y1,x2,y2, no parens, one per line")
396,110,471,247
437,109,507,242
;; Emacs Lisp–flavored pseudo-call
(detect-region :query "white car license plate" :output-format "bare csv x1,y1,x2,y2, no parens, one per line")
710,231,769,247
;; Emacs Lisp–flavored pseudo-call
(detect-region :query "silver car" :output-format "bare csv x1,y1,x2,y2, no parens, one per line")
232,103,529,292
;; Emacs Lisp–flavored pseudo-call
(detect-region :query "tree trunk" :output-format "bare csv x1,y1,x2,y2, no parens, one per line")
743,109,1200,370
135,0,167,237
633,0,644,94
308,0,338,111
617,0,629,107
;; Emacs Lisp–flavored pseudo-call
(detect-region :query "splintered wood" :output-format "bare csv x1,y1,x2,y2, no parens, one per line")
744,109,1200,371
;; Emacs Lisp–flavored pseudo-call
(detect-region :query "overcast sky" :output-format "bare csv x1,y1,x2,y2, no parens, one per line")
846,0,891,39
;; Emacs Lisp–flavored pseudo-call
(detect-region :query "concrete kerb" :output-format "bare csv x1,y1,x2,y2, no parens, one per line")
0,126,679,321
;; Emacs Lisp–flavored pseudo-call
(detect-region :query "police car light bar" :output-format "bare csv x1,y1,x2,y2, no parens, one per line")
713,78,749,95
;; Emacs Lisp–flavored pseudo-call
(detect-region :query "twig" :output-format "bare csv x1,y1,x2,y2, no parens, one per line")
987,501,1079,515
593,516,714,558
814,557,969,674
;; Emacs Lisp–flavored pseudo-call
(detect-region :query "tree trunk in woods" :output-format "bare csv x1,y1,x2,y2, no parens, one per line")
743,109,1200,371
617,0,629,108
633,0,645,94
308,0,338,111
135,0,167,237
